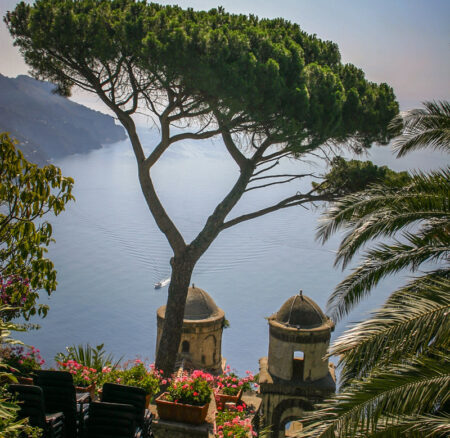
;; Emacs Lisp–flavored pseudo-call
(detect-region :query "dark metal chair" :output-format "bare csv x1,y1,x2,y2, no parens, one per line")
101,383,153,438
86,401,142,438
34,370,89,438
8,384,65,438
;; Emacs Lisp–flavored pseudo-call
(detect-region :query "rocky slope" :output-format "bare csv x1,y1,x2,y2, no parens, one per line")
0,74,126,164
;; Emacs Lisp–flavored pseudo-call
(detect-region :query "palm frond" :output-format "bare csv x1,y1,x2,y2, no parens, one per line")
316,168,450,258
327,239,449,321
404,413,450,437
299,355,450,438
331,275,450,385
317,168,449,268
349,413,450,438
390,100,450,157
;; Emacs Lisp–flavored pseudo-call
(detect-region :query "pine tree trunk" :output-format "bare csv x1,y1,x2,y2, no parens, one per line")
155,254,195,375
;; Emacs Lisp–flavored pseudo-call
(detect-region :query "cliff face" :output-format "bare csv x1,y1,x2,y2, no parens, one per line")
0,74,127,164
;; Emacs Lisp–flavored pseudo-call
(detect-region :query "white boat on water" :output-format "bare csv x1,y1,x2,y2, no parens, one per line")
154,277,170,289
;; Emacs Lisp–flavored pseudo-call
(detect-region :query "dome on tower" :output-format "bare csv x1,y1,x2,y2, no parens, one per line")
183,285,219,320
275,292,327,329
156,284,225,373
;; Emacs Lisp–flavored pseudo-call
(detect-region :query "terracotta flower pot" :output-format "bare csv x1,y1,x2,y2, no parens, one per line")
215,388,243,406
155,392,209,425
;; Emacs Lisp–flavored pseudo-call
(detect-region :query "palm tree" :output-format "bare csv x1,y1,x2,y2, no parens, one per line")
390,100,450,157
300,101,450,437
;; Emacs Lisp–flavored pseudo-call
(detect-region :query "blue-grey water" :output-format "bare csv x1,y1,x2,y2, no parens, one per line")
16,127,448,375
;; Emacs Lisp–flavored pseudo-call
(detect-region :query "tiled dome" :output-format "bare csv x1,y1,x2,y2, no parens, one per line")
183,285,219,320
275,292,326,329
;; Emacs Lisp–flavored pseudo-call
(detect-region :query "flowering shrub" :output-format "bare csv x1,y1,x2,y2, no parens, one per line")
215,367,255,396
0,345,44,376
54,343,121,373
118,360,162,395
216,403,257,437
165,369,214,406
96,366,122,388
57,359,97,387
0,276,33,321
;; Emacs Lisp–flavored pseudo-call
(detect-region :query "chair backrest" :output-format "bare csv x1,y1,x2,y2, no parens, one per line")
8,384,47,428
102,383,147,427
86,401,136,438
34,370,78,438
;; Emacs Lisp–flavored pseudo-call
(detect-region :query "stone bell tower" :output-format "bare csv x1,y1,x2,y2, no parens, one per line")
156,285,225,374
258,291,335,437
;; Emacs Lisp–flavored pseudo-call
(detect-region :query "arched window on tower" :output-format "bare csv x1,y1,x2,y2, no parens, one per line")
181,340,190,353
292,351,304,380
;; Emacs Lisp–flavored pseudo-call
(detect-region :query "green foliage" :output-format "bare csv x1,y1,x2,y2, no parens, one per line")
5,0,400,375
119,361,161,395
215,368,255,395
0,133,74,320
5,0,398,150
0,309,42,437
54,343,121,373
0,345,44,377
317,168,449,321
303,102,450,437
0,386,43,438
165,370,213,406
301,350,450,437
216,405,255,437
390,100,450,157
314,156,410,196
331,276,450,387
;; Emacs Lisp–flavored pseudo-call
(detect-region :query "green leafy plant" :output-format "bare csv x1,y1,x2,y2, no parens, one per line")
0,133,74,321
0,307,43,437
0,385,43,438
56,360,97,387
96,367,122,389
314,156,410,197
215,368,255,395
215,402,257,437
54,343,121,373
119,360,161,395
0,345,44,377
165,370,214,406
302,101,450,437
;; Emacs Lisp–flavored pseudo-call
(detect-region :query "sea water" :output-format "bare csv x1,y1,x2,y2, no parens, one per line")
16,126,447,374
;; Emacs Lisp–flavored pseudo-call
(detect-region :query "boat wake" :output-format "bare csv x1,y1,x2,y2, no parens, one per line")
154,277,170,289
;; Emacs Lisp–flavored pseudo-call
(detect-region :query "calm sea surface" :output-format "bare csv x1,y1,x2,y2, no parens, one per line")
17,127,447,374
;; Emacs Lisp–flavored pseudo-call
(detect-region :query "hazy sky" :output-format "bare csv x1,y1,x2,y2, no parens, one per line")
1,0,449,110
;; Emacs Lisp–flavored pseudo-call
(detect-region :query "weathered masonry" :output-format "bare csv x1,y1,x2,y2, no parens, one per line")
259,291,336,437
156,285,225,374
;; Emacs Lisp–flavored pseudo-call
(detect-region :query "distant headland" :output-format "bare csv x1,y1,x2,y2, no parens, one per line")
0,74,127,165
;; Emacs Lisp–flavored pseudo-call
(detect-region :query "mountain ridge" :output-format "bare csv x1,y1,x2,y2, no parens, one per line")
0,74,127,164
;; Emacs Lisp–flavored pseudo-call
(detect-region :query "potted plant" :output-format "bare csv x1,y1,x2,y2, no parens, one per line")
96,365,122,387
118,360,162,406
155,369,214,425
0,345,44,383
57,359,98,399
215,403,257,437
214,368,255,406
